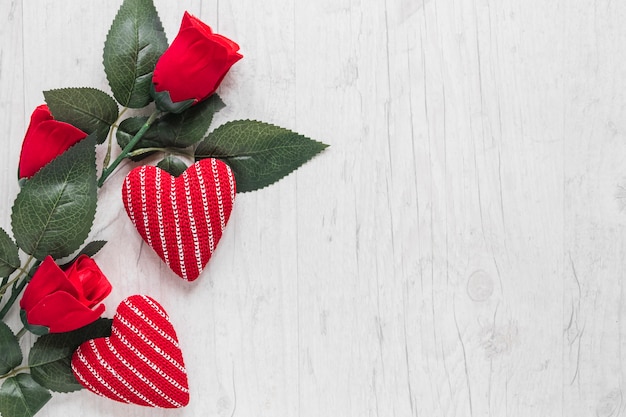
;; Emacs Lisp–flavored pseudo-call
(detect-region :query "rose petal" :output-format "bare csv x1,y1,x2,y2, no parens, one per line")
20,256,79,311
26,291,106,333
18,110,87,178
65,255,112,308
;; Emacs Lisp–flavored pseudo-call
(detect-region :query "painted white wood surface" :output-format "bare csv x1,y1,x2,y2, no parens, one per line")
0,0,624,416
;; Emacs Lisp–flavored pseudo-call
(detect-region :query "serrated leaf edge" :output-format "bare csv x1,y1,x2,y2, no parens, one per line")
197,119,329,193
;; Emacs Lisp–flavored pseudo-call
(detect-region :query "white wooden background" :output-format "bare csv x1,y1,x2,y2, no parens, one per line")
0,0,624,416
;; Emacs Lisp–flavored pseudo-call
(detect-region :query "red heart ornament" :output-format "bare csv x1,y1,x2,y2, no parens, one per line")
122,158,236,281
71,295,189,408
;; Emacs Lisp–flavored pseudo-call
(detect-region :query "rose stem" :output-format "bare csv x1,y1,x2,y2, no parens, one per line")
97,110,161,187
102,106,129,170
0,256,37,320
16,326,26,339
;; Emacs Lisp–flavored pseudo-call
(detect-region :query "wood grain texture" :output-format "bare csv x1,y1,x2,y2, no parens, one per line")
0,0,623,416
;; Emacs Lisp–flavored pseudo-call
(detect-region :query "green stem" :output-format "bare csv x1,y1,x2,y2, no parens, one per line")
0,366,30,380
0,256,35,320
98,109,161,187
103,107,129,169
128,147,193,159
16,326,26,339
0,275,19,297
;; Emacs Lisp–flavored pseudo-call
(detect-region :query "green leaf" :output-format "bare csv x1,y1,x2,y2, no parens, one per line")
59,241,107,269
74,240,107,259
104,0,168,108
155,94,225,147
11,135,97,260
44,88,119,144
0,374,51,417
0,229,19,278
157,156,187,177
29,319,112,393
195,120,329,192
0,321,22,375
117,95,225,159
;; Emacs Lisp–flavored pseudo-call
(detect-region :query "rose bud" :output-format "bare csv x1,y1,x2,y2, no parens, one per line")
152,11,242,113
20,255,112,334
18,104,88,179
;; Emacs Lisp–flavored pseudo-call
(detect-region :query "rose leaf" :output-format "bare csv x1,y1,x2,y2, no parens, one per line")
104,0,168,108
0,228,19,279
154,94,225,147
195,120,329,193
157,156,188,177
59,241,108,269
44,88,119,144
0,321,22,376
0,374,51,417
11,135,97,260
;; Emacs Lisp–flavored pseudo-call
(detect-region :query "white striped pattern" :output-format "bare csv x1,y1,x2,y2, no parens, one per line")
70,295,188,408
104,338,184,408
196,161,216,254
114,317,185,373
155,167,171,268
169,175,188,280
140,167,153,247
183,171,203,274
74,349,129,403
122,159,235,281
211,158,227,231
124,298,180,348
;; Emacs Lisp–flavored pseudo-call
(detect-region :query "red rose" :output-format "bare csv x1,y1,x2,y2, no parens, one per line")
20,255,112,333
18,105,88,179
152,12,242,109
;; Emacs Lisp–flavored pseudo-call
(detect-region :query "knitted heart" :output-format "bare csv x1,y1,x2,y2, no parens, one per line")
71,295,189,408
122,158,236,281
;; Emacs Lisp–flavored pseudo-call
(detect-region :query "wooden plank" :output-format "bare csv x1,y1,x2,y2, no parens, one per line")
0,0,624,416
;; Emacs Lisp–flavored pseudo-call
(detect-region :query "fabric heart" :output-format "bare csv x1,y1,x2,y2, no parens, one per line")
71,295,189,408
122,158,236,281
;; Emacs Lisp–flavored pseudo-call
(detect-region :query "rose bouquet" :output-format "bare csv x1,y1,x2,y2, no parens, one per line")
0,0,326,415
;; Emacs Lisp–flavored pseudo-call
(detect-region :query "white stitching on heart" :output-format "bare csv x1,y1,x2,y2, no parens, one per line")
73,349,128,403
76,341,137,404
170,175,188,280
155,168,171,268
114,316,185,373
125,175,136,226
140,167,153,248
226,163,235,204
123,299,180,348
183,170,203,275
211,158,226,232
196,162,215,254
104,338,183,408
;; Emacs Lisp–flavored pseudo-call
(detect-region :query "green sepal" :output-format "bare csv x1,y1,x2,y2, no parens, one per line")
0,321,22,375
196,120,329,192
44,88,119,144
104,0,168,108
0,374,51,417
0,228,19,278
157,156,187,177
29,319,112,393
20,310,49,337
11,135,98,260
151,85,195,114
